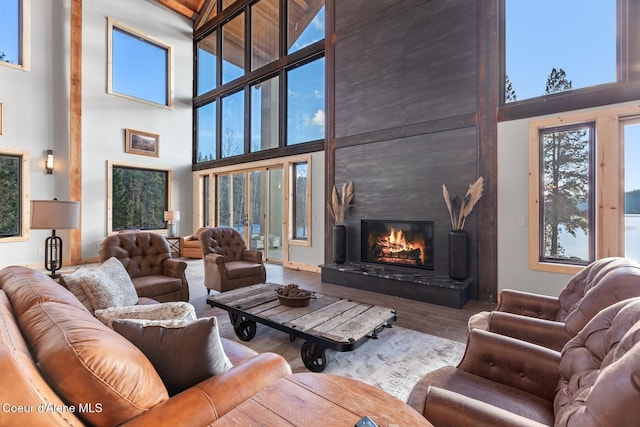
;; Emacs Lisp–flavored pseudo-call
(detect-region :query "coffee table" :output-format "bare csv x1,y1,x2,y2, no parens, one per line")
207,283,397,372
212,373,432,426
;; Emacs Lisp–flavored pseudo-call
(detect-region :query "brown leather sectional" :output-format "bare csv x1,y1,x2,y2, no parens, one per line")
0,266,291,426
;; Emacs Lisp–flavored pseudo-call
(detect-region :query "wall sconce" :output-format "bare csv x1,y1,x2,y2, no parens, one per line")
31,199,80,278
46,150,54,174
164,210,180,237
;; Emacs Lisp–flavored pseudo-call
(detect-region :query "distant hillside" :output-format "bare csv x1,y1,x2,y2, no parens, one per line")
626,189,640,214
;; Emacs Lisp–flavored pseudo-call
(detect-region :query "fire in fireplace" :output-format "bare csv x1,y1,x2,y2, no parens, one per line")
361,220,434,270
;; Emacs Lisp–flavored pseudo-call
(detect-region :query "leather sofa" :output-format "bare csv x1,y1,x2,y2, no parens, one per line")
469,257,640,350
0,266,292,426
99,232,190,302
181,227,208,258
408,296,640,426
200,227,266,293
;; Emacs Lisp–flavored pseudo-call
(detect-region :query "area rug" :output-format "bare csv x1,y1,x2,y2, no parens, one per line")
215,318,466,403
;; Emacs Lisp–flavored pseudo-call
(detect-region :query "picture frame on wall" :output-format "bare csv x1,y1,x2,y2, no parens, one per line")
125,128,159,157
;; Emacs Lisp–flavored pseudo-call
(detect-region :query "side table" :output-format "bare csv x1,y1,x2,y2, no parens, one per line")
165,236,182,258
212,373,431,426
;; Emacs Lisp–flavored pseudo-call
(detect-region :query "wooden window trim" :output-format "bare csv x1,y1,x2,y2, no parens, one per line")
0,149,29,242
106,160,173,234
107,18,174,109
528,103,640,273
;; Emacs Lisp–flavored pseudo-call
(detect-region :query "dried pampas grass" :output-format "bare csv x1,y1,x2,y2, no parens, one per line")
329,181,354,225
443,177,484,230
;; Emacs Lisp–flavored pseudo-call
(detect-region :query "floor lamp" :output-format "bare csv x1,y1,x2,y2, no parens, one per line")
31,200,80,278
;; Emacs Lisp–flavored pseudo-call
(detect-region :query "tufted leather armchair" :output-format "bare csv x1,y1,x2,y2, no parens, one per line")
99,232,189,302
180,227,209,258
469,257,640,350
408,296,640,427
199,227,266,294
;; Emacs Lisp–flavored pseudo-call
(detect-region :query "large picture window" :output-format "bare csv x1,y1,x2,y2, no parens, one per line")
108,19,172,107
108,162,172,232
194,0,325,165
0,150,28,241
0,0,29,70
529,105,640,273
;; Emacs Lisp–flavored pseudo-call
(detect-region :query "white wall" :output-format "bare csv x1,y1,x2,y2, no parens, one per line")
497,100,639,296
81,0,193,259
0,0,193,268
287,151,325,270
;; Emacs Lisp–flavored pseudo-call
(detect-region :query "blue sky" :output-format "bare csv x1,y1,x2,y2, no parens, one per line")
0,0,19,63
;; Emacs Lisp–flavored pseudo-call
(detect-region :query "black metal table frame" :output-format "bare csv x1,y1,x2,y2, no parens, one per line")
207,298,397,372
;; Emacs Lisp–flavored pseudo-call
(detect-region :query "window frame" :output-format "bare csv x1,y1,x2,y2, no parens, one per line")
528,104,640,274
107,161,173,234
193,0,325,169
290,160,309,242
0,0,30,71
499,0,640,122
107,18,173,108
0,149,29,242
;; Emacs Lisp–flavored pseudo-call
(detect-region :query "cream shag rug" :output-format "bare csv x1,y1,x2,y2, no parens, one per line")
217,319,465,402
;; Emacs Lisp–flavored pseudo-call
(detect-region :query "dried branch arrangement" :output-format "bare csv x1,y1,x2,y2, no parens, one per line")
328,181,355,225
442,177,484,231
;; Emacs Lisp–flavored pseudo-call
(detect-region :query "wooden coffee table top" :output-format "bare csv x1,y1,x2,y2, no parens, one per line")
212,373,432,426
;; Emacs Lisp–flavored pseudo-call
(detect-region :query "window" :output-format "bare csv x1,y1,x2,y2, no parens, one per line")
538,124,594,265
287,56,325,145
108,19,172,107
0,150,28,241
194,0,325,165
529,104,640,273
108,162,172,232
504,0,616,103
291,161,309,240
0,0,29,70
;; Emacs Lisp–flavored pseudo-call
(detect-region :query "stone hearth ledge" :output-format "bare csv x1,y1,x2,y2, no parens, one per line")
320,263,470,309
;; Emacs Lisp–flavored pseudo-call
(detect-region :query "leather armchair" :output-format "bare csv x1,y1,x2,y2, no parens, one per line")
469,257,640,350
99,232,189,302
408,296,640,427
200,227,266,293
181,227,209,258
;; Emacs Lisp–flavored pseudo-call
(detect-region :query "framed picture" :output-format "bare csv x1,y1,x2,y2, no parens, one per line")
125,128,159,157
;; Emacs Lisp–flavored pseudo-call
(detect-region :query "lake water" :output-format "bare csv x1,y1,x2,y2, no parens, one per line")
558,214,640,260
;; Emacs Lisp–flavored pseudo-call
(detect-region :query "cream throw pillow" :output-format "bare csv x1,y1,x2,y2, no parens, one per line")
113,317,233,396
95,301,197,328
60,267,96,312
78,257,139,310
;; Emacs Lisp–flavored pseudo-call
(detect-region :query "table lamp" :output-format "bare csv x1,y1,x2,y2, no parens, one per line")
31,200,80,278
164,210,180,237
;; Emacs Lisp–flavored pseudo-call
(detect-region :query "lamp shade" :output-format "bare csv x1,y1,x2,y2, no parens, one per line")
164,210,180,222
31,200,80,229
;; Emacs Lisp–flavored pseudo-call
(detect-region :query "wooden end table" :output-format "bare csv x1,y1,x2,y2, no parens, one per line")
207,283,397,372
165,236,182,258
212,373,432,426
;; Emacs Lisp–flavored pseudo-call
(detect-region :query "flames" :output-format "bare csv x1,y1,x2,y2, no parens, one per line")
376,227,426,265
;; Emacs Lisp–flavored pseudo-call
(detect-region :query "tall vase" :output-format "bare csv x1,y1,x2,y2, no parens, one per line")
333,225,346,264
449,230,468,280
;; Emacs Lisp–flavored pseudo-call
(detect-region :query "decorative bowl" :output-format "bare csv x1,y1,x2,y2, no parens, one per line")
276,284,313,307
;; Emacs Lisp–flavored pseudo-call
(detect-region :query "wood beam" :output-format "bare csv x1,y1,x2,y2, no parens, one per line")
70,0,82,265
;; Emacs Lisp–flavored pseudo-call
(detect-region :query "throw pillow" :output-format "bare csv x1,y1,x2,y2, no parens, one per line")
60,267,96,312
95,301,197,328
98,257,139,305
112,317,233,396
78,258,138,310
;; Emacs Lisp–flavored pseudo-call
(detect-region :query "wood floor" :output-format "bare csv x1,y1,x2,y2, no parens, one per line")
188,260,496,344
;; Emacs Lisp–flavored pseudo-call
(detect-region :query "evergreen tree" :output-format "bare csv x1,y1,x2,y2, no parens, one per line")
505,74,517,103
542,68,590,258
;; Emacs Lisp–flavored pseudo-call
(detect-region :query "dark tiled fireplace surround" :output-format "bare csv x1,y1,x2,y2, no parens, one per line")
321,220,470,309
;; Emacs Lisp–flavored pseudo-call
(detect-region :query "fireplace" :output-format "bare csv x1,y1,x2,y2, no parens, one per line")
361,220,434,270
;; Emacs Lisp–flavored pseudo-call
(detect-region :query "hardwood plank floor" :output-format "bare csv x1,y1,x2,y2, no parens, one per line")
186,260,496,344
